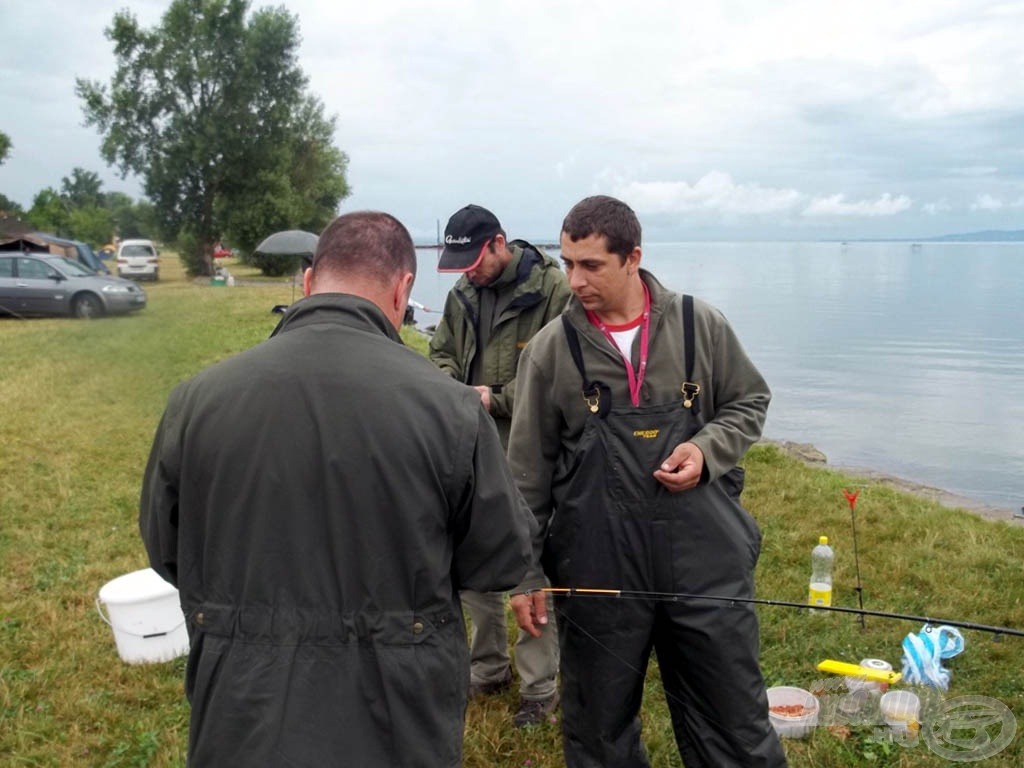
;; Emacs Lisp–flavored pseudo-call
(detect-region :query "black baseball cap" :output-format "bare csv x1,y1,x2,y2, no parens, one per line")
438,204,502,272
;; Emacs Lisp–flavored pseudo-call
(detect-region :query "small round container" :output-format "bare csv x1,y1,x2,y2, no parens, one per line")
879,690,921,735
767,686,820,739
840,658,893,714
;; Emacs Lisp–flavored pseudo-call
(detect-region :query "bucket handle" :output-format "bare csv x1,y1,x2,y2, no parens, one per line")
95,597,112,627
95,598,187,638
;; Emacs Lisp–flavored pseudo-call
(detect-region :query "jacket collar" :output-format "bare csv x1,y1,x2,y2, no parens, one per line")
563,268,672,330
453,242,539,300
269,293,404,344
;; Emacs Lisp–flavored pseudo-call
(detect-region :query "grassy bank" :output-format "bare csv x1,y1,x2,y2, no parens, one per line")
2,254,1022,766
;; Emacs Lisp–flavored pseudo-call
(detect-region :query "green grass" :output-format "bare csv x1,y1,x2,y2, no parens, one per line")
2,254,1022,766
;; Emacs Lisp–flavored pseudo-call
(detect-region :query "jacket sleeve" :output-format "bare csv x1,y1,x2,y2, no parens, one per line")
450,405,535,592
506,342,564,591
688,305,771,481
488,269,570,420
428,292,468,381
138,388,185,587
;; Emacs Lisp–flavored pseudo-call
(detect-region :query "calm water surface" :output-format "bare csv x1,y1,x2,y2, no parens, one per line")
414,242,1024,511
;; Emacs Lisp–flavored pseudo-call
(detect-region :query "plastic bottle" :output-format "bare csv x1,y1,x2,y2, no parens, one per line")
808,535,834,609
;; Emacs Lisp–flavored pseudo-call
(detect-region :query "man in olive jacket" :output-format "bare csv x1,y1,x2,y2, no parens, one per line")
140,211,534,768
509,196,786,766
429,204,570,726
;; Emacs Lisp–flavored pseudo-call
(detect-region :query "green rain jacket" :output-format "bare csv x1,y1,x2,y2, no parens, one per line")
508,270,771,591
429,240,571,445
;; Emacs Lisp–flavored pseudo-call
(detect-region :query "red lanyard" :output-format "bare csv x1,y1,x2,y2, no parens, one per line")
587,284,651,407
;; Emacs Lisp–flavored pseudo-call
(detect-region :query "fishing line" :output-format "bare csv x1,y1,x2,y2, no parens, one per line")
537,587,1024,639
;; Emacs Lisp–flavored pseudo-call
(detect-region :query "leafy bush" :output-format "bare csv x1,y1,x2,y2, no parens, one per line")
246,250,302,277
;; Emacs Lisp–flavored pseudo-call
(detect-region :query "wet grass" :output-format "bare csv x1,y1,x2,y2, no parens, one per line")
2,254,1022,766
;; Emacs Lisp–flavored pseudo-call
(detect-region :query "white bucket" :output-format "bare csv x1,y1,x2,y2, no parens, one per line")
96,568,189,664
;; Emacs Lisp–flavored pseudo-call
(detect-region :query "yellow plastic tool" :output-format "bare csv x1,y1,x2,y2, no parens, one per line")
816,659,902,685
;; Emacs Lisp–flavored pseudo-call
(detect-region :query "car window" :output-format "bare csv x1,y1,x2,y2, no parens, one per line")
17,257,58,280
0,258,13,277
55,257,94,276
121,245,155,257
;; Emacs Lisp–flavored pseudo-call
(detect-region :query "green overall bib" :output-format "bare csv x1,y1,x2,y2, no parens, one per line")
545,298,787,768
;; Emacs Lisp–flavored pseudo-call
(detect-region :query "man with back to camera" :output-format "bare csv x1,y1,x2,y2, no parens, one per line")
508,195,788,766
139,211,535,767
429,203,571,726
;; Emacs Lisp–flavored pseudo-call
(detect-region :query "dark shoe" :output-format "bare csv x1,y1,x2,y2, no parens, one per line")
513,692,560,727
468,669,513,700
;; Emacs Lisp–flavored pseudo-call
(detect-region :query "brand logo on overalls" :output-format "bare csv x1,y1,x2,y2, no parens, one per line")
633,429,660,439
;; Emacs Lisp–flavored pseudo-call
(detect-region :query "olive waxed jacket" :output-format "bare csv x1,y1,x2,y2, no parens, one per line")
140,293,534,767
429,241,571,445
508,270,771,591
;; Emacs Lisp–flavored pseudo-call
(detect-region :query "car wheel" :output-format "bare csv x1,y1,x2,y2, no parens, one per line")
72,293,103,319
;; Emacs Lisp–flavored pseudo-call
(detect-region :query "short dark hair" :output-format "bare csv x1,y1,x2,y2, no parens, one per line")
561,195,641,260
486,228,508,254
313,211,416,285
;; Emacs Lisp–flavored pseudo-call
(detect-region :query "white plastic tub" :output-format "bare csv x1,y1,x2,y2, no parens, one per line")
767,686,820,738
880,690,921,735
96,568,189,664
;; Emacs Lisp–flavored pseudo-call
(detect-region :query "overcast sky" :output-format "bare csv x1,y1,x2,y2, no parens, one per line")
3,0,1024,242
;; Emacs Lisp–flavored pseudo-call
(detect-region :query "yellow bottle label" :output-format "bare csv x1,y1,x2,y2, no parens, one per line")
808,583,832,607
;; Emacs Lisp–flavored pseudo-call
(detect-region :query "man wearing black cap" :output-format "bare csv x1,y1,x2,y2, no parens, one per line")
429,204,571,727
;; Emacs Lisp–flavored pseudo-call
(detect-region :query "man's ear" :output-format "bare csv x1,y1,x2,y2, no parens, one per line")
303,267,313,297
394,271,414,312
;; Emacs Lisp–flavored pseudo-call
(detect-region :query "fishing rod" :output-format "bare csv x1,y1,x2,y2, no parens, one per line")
843,488,866,629
537,587,1024,638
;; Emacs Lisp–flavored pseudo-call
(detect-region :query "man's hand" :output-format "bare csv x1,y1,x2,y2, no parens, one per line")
473,385,492,412
510,591,549,638
653,441,704,491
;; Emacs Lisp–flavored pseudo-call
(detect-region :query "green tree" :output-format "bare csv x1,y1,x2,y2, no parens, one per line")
76,0,349,276
105,191,156,240
0,131,10,165
0,193,23,217
26,188,70,235
68,206,115,248
61,168,105,209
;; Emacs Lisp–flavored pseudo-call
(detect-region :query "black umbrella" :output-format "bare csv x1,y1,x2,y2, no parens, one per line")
256,230,318,308
254,230,318,265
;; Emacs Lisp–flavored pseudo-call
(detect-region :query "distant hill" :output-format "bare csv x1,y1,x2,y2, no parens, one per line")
925,229,1024,242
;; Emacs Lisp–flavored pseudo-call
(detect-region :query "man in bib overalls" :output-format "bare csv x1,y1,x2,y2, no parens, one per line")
509,196,786,767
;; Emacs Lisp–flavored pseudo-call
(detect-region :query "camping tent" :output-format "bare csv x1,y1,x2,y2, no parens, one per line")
0,231,109,274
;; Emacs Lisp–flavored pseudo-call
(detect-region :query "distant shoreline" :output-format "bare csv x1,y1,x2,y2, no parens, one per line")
766,440,1023,527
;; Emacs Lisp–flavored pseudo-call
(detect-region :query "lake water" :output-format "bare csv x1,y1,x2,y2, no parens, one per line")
412,241,1024,512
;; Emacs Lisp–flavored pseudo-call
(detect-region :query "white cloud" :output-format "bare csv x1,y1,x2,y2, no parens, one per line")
802,193,913,217
922,200,953,215
971,194,1005,210
952,166,999,177
970,194,1024,210
613,172,803,216
4,1,1024,239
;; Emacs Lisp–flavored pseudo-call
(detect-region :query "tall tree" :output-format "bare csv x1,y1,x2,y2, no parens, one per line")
61,168,105,209
0,131,10,165
76,0,349,276
0,193,24,217
26,188,70,236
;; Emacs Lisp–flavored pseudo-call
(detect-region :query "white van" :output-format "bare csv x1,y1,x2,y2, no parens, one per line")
116,239,160,281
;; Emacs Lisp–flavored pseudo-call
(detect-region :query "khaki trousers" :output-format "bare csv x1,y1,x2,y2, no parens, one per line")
462,589,559,700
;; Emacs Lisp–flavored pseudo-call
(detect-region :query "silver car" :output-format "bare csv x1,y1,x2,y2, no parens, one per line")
0,253,147,318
